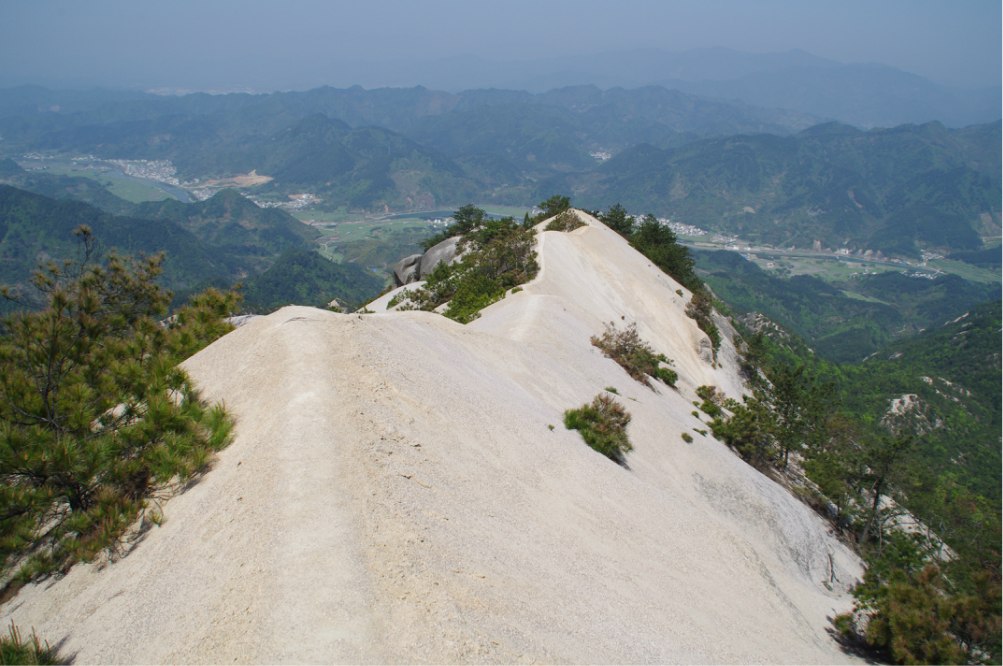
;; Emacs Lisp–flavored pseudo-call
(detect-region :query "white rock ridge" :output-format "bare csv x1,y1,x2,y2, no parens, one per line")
1,210,864,663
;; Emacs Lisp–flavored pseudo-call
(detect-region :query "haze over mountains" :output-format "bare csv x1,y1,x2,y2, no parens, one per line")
271,48,1000,129
2,47,999,132
3,78,997,265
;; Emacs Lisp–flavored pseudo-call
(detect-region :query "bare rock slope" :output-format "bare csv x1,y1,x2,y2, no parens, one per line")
1,212,863,663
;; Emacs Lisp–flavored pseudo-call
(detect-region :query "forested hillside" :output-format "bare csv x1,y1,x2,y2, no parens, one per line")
727,297,1000,663
0,186,384,314
696,249,998,362
133,189,319,259
239,247,384,312
551,121,1001,255
0,185,227,292
842,300,1001,499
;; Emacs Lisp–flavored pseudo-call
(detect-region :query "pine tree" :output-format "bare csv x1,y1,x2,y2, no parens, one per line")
0,226,238,582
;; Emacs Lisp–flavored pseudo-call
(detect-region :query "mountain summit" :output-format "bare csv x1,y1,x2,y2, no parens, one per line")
1,211,863,663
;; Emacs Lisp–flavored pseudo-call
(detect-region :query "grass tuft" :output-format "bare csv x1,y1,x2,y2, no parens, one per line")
0,623,63,665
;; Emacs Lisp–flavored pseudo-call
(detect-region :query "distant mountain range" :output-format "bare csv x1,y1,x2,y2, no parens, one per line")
137,47,997,129
1,47,999,134
381,47,1001,128
548,120,1001,256
0,76,999,259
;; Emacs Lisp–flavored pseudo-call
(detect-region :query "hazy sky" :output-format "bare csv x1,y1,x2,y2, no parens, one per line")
1,0,1000,91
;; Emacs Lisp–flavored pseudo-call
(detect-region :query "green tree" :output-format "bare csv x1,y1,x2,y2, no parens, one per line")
801,414,861,517
0,226,238,582
857,433,917,546
631,214,699,292
768,364,836,470
736,331,768,386
845,563,1001,665
420,204,487,251
537,195,571,219
450,203,486,235
710,391,776,469
599,203,634,237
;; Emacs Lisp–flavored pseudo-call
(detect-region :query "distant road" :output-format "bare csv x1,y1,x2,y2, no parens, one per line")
678,240,940,274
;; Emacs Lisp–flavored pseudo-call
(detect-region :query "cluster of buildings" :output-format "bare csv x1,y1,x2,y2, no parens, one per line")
109,159,180,186
661,219,707,237
900,270,941,280
242,192,322,210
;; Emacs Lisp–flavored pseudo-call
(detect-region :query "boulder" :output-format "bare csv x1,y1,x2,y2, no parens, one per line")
418,237,460,278
393,254,424,287
697,335,714,364
225,314,262,328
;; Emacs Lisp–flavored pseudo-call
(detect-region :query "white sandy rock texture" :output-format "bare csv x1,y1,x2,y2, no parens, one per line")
1,211,864,664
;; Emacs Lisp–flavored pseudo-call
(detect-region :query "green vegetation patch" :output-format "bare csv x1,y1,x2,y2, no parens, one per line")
590,321,677,388
564,392,633,464
0,228,238,584
0,624,62,665
240,247,385,313
544,209,585,232
695,385,723,417
391,205,539,323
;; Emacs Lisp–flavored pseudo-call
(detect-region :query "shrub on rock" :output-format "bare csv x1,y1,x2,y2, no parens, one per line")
564,393,632,463
591,321,677,388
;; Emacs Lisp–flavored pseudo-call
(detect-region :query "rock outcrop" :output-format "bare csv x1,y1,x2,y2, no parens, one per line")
392,236,461,287
0,211,864,664
392,253,423,286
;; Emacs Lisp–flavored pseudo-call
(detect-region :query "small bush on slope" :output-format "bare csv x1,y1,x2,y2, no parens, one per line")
0,226,237,584
591,322,677,388
564,393,632,463
544,209,586,232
